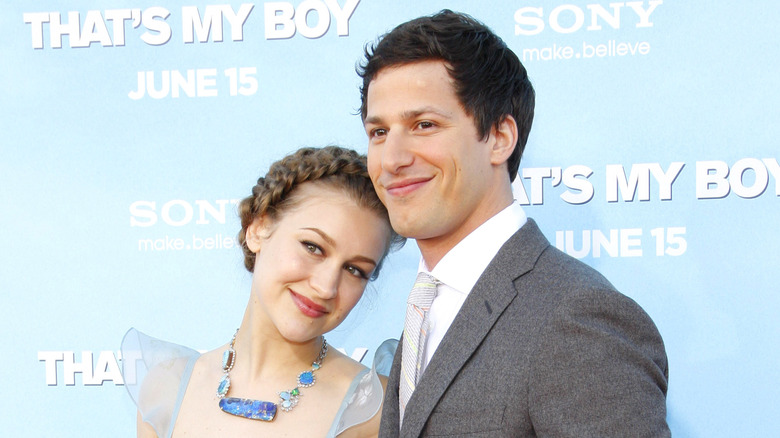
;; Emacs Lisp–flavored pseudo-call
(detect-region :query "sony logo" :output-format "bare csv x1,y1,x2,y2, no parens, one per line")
514,1,663,36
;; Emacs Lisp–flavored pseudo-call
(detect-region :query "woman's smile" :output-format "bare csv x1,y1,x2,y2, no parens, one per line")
289,289,329,318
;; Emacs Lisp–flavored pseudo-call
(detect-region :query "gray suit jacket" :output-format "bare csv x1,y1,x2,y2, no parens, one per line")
379,219,669,437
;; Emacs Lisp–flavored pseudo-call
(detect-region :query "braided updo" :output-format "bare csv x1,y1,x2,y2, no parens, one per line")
237,146,403,277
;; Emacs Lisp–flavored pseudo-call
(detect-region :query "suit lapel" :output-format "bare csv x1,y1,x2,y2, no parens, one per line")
400,220,550,437
379,337,403,437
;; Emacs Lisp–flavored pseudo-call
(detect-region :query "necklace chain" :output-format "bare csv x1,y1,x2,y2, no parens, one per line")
216,329,328,421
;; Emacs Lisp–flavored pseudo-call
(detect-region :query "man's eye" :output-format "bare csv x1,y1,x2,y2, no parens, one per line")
417,121,434,129
371,128,387,137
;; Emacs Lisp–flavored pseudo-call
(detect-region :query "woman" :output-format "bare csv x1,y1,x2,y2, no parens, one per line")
122,146,403,437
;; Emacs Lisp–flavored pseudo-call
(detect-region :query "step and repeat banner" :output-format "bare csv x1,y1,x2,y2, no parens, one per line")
1,1,778,436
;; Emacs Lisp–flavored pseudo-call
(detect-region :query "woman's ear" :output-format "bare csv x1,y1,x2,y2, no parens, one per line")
245,216,269,253
489,114,519,166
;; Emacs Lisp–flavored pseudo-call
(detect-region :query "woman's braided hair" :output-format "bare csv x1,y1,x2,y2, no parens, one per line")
237,146,403,276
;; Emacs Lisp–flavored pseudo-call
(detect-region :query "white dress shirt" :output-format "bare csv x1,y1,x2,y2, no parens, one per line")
418,201,527,374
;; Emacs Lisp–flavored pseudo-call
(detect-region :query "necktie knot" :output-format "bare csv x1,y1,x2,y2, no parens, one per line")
408,272,438,309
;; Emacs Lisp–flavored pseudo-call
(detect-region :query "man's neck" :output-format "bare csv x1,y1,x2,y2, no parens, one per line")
417,198,514,270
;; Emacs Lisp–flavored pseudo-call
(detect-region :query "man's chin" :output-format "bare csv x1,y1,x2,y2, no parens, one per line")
388,217,420,239
389,218,440,242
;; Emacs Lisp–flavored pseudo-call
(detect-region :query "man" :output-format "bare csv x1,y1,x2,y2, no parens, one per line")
359,10,670,438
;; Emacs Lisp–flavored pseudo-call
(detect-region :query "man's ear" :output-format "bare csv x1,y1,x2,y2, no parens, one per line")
489,115,518,166
245,216,269,253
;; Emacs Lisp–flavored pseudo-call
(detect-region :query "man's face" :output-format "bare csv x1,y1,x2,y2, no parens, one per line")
364,60,501,256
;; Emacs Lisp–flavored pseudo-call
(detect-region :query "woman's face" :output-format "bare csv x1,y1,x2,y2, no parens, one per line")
246,182,391,343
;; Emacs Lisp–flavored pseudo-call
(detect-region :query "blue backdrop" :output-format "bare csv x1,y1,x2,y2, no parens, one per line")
2,1,778,436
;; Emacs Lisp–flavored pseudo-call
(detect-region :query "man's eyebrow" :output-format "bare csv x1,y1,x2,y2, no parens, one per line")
364,106,453,125
401,106,453,120
364,115,382,125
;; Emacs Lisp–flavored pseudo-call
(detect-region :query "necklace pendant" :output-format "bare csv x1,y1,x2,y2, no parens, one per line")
278,390,299,412
217,373,231,398
217,333,327,420
219,397,277,421
298,370,315,387
222,348,235,370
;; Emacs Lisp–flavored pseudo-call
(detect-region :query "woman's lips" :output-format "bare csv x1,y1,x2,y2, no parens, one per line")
289,290,328,318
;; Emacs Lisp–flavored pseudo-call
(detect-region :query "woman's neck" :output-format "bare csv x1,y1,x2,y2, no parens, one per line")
230,298,323,383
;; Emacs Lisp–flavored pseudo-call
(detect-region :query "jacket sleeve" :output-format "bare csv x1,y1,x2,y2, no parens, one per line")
528,287,670,437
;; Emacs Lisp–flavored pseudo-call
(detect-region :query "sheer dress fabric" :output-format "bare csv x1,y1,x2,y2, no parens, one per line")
121,328,396,438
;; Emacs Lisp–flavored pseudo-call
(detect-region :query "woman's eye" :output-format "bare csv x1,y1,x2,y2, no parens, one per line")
345,265,368,279
302,241,322,255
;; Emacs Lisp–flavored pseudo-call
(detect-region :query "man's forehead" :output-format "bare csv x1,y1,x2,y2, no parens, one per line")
365,62,457,114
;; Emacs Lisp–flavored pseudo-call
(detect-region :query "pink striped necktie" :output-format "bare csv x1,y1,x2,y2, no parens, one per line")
399,272,439,425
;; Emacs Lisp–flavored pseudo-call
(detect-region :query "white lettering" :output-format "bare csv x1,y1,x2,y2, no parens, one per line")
592,229,619,258
560,165,594,204
92,351,124,385
586,2,624,31
764,158,780,196
562,230,591,259
140,7,172,46
696,158,779,199
146,70,170,99
514,7,544,36
513,1,662,36
522,167,553,205
171,70,196,98
606,162,682,202
224,4,255,41
195,200,231,225
265,2,296,39
129,201,157,227
555,228,643,258
324,0,360,36
23,12,50,49
265,0,360,40
40,351,124,386
649,162,685,200
131,199,240,227
49,11,82,49
38,351,64,385
625,0,663,28
512,178,531,205
129,69,228,99
161,200,194,227
696,160,730,199
730,158,769,198
606,163,650,202
181,4,254,43
296,0,331,39
104,9,138,47
196,68,218,97
620,228,643,257
62,351,95,385
79,10,112,47
549,4,585,34
182,5,225,43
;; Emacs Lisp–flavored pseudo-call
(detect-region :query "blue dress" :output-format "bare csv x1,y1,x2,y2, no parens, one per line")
121,328,396,438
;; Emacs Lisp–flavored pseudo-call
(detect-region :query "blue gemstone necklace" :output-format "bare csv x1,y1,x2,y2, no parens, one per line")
216,329,328,422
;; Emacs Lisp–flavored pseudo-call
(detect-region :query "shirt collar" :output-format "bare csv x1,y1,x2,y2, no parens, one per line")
418,201,527,294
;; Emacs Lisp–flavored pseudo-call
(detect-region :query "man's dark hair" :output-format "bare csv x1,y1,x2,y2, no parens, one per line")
358,9,535,182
